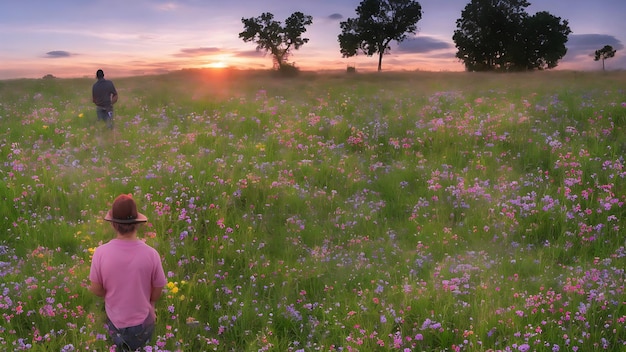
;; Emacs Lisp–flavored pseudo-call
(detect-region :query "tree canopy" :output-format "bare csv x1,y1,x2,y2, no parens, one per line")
239,12,313,71
338,0,423,72
594,45,617,71
453,0,571,71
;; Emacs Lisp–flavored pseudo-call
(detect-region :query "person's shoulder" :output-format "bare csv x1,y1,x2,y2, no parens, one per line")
138,240,157,249
91,241,112,256
141,242,162,256
97,240,116,248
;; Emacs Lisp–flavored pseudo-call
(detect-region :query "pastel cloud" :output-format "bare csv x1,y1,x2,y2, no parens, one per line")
45,51,73,58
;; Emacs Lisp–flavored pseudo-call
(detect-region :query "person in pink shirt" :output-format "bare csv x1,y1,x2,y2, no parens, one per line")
89,194,167,351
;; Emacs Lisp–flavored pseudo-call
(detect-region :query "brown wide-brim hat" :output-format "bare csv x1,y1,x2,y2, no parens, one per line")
104,194,148,224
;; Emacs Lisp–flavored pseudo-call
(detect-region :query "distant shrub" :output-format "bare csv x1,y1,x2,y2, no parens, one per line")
276,63,300,77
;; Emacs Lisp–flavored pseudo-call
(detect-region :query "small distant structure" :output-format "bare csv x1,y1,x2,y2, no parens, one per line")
42,74,57,79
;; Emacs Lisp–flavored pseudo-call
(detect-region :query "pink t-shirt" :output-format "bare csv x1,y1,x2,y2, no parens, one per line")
89,239,167,328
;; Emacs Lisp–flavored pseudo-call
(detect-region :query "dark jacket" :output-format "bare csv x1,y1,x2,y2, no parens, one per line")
92,78,118,108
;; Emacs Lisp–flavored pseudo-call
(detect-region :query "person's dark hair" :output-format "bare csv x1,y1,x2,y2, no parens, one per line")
111,222,139,235
96,69,104,79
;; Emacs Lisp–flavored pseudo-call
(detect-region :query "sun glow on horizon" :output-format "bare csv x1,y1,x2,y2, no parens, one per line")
201,55,232,69
204,61,229,69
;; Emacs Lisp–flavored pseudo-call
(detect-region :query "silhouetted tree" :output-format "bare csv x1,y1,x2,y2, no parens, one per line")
239,12,313,72
338,0,423,72
594,45,616,71
453,0,570,71
518,11,571,70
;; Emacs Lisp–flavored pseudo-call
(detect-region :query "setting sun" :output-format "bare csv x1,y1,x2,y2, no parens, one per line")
205,61,229,69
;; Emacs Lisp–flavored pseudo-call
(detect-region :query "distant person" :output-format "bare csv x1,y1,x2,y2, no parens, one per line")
92,69,118,129
89,194,167,351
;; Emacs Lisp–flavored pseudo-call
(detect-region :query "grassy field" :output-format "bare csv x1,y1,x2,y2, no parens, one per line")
1,69,625,351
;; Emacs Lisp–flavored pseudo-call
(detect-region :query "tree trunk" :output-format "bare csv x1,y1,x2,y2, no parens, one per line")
378,52,383,72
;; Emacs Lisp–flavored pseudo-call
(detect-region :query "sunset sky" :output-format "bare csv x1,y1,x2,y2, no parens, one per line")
1,0,625,79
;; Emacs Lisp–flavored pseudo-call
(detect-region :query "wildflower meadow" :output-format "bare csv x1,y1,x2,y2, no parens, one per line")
1,69,625,351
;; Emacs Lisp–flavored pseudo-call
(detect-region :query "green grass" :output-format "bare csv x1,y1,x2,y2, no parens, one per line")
1,69,626,351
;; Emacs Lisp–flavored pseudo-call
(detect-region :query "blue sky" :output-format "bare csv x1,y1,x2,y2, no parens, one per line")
1,0,624,79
